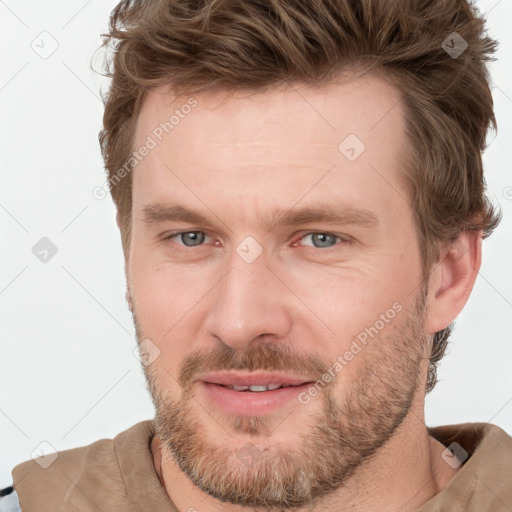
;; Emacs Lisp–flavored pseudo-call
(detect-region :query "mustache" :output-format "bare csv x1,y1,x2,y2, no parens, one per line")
178,342,331,391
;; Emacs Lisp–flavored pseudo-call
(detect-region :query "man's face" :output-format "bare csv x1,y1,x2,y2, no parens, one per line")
127,73,430,508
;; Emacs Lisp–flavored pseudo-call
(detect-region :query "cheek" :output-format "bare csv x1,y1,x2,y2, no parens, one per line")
129,252,204,371
130,238,210,322
279,256,413,341
131,268,196,395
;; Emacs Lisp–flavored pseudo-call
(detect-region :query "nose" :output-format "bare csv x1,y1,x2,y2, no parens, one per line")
203,252,293,350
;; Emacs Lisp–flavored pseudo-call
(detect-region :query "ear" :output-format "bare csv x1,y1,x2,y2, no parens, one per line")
425,231,482,334
116,211,121,228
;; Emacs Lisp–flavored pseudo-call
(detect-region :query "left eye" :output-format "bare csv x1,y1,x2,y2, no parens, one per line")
166,231,210,247
299,233,342,248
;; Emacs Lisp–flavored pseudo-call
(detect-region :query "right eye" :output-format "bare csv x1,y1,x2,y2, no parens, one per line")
163,231,212,247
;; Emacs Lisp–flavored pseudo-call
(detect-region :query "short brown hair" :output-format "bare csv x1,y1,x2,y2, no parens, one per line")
98,0,501,392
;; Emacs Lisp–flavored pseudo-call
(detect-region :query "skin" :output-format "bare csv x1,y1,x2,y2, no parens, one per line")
123,71,481,511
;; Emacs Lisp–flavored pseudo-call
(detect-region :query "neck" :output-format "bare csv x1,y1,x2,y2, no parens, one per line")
151,408,460,512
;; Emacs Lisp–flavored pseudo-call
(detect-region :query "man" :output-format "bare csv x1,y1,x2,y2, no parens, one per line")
2,0,511,510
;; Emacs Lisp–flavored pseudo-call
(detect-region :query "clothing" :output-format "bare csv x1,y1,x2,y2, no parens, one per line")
7,420,512,511
0,486,21,512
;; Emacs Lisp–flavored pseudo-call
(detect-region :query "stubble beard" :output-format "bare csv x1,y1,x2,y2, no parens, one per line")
133,288,428,510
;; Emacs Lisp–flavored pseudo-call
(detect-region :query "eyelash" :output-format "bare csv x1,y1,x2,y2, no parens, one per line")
161,230,350,251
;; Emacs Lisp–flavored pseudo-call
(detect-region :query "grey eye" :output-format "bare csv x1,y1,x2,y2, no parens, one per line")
304,233,339,248
179,231,206,246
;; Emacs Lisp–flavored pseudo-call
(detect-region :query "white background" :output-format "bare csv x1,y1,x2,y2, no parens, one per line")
1,0,511,488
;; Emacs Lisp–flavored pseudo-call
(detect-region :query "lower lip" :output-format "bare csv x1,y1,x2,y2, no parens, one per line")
200,382,313,416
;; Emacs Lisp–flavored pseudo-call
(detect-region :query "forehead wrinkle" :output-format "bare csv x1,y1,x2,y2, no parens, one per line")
206,142,334,147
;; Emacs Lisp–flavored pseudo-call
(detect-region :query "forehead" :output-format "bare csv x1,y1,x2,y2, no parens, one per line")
135,71,406,153
132,72,410,220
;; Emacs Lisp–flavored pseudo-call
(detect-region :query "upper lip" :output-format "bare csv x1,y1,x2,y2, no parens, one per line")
199,372,313,387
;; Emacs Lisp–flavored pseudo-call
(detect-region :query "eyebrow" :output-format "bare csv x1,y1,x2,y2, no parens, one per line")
140,202,379,230
271,205,379,229
142,203,217,227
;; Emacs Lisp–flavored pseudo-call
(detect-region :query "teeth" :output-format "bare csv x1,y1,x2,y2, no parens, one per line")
225,384,286,391
249,385,269,392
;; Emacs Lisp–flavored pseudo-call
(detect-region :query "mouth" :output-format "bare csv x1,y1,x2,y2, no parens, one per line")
197,372,315,415
214,383,305,392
